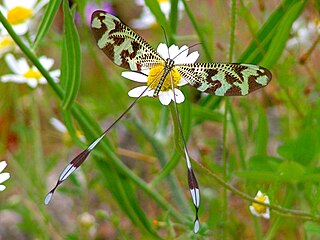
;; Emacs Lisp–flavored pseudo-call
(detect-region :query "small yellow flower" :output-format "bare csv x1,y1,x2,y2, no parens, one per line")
0,35,16,57
249,190,270,219
50,118,85,146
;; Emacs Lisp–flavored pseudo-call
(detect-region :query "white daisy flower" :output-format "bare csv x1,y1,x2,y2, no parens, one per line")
0,0,49,35
0,161,10,191
249,190,270,219
287,18,320,50
132,0,184,29
1,53,60,88
121,43,199,105
50,118,85,144
0,34,16,57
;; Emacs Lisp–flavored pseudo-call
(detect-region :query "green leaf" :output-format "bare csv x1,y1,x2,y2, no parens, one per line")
277,130,319,165
236,170,279,181
192,104,224,124
304,222,320,237
32,0,62,49
238,0,307,65
169,0,179,34
277,161,305,182
97,158,160,239
61,0,81,110
62,110,84,147
260,1,307,68
248,155,282,171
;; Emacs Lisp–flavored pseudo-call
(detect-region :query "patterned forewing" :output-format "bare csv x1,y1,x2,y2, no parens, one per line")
176,63,272,96
91,10,164,71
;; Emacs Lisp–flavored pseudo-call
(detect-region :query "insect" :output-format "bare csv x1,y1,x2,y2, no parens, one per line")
45,10,272,234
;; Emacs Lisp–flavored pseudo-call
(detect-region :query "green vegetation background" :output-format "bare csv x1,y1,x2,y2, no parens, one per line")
0,0,320,239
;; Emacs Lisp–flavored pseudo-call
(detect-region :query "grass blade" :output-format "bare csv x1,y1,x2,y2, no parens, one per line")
32,0,62,49
61,0,81,110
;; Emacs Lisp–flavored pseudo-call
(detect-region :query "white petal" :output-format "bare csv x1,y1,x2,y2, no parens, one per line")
169,89,185,103
26,78,38,88
0,185,6,191
168,44,180,59
17,60,30,74
173,45,188,63
177,77,188,86
39,56,54,70
135,0,145,6
249,205,259,216
38,77,48,84
0,6,7,17
5,54,21,74
157,43,169,59
13,23,29,35
184,51,199,64
262,208,270,219
146,89,155,97
49,69,61,78
0,161,7,172
6,0,37,8
50,118,67,133
141,69,150,75
131,15,155,29
128,86,149,97
256,190,262,196
1,74,27,83
158,91,171,105
0,173,10,183
159,1,171,16
121,71,147,82
34,0,49,13
4,0,16,8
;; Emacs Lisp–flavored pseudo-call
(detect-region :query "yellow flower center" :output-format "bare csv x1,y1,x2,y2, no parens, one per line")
147,65,181,92
7,7,33,25
158,0,169,3
0,36,14,49
63,130,84,146
23,68,42,80
252,195,267,214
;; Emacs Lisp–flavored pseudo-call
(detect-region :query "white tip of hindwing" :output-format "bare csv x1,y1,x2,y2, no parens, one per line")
193,218,200,233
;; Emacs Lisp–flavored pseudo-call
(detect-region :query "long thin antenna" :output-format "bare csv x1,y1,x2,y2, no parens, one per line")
172,43,202,62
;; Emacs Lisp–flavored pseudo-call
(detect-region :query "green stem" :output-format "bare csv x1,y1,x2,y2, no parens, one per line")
229,105,246,169
132,118,190,214
181,0,212,61
253,217,262,240
222,98,229,240
222,1,237,238
30,93,44,181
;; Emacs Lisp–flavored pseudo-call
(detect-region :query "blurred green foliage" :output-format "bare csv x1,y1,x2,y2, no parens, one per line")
0,0,320,239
